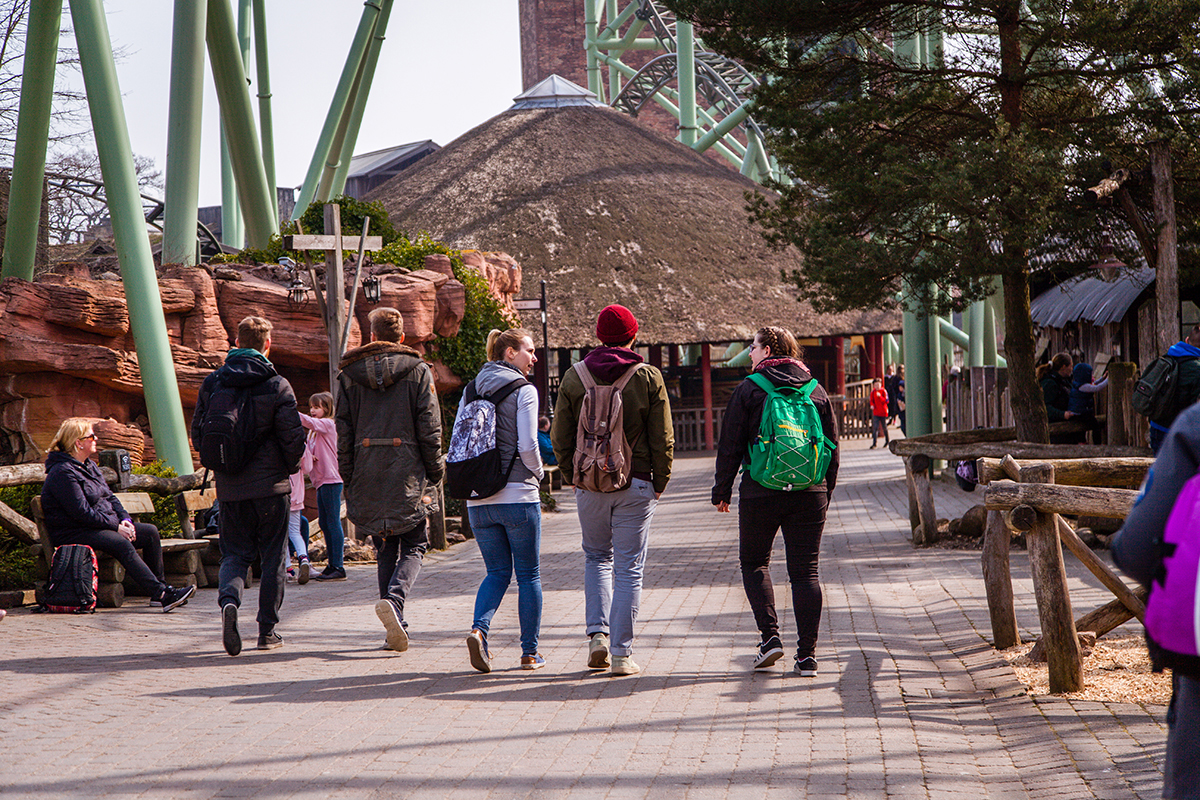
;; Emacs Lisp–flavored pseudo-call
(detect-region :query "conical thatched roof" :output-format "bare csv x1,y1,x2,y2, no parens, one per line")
367,84,899,349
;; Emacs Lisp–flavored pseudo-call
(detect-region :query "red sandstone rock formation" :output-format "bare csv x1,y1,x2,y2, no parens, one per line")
0,251,517,465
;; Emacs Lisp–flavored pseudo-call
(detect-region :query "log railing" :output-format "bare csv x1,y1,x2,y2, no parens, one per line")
979,454,1150,694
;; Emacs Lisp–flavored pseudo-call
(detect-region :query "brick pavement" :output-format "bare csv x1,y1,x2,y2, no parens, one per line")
0,435,1167,798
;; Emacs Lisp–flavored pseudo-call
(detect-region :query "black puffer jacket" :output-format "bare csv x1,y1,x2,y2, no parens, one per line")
191,352,305,501
41,450,129,542
712,360,840,505
336,341,444,534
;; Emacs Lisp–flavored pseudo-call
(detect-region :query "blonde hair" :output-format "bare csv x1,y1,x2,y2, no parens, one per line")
237,316,272,352
486,328,533,362
754,326,801,360
369,307,405,343
48,418,93,454
309,392,334,416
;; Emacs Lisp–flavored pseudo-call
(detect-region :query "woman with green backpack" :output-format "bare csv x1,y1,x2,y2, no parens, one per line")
712,326,839,676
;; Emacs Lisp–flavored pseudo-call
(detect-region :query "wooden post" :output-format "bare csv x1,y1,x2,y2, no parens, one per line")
649,345,662,370
906,453,938,546
982,509,1020,649
668,344,679,370
1106,362,1137,448
903,457,921,533
701,342,714,451
323,205,346,396
1022,463,1084,693
1151,140,1179,354
832,336,846,395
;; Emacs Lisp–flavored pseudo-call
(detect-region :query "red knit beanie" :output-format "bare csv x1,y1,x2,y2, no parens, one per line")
595,304,639,345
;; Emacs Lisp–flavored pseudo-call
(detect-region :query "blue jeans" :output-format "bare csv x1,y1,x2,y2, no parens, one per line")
468,502,543,656
575,478,658,657
287,511,308,559
317,483,344,570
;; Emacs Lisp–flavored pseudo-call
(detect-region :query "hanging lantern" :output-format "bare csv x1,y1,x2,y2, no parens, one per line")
1090,237,1126,283
287,278,309,310
363,274,382,304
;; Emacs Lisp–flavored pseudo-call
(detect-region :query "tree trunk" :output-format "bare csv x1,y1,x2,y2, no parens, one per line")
1002,267,1049,443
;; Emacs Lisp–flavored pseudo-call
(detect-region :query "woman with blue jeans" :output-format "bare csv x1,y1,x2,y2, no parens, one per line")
456,328,545,672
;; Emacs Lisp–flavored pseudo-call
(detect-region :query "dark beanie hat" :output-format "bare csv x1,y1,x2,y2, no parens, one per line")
596,304,639,345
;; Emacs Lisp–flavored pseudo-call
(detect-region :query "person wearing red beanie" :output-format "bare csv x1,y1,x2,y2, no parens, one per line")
551,304,674,676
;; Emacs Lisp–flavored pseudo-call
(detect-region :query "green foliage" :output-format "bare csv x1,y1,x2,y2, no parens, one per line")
131,461,182,539
434,260,519,382
539,489,557,513
297,195,400,246
0,483,41,591
376,232,460,272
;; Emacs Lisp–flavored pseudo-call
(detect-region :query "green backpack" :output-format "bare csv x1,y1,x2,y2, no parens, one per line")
745,373,836,491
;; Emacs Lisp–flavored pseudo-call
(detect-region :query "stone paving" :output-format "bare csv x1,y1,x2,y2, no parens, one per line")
0,434,1167,799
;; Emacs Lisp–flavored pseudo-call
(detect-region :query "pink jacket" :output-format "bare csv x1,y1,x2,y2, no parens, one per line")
288,470,305,512
300,412,342,488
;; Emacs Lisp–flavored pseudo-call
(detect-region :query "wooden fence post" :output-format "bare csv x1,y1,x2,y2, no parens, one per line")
1022,463,1084,693
905,454,938,545
1106,362,1137,448
982,509,1020,649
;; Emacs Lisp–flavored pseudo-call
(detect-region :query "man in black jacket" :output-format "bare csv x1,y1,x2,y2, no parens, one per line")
192,316,305,656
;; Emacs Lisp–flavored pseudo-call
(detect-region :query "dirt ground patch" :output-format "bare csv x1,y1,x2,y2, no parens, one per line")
1001,634,1171,704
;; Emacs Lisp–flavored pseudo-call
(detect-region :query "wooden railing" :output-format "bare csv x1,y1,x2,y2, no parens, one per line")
830,395,872,439
671,407,724,452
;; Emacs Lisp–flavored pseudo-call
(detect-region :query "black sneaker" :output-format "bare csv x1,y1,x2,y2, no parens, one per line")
258,631,284,650
313,567,347,581
795,656,817,677
753,636,784,670
159,584,196,613
222,604,241,656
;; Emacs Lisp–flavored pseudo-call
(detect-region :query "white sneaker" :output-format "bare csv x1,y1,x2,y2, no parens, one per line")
588,633,610,670
611,655,641,676
375,599,409,652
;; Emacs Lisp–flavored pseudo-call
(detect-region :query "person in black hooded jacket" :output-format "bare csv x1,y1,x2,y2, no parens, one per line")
192,316,305,656
712,326,840,677
41,418,195,612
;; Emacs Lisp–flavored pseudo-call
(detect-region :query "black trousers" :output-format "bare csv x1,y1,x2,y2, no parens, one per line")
372,519,428,620
218,495,289,635
738,490,828,657
52,522,166,598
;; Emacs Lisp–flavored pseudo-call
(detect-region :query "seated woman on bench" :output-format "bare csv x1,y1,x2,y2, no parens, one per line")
41,418,195,612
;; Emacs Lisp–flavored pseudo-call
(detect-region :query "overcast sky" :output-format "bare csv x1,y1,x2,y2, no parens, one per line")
62,0,522,207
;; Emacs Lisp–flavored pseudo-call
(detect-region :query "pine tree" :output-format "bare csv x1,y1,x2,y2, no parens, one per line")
666,0,1200,441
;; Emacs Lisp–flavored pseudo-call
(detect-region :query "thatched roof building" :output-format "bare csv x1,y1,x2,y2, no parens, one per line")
367,77,898,350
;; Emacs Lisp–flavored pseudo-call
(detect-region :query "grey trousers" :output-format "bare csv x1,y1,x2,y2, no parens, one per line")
575,478,658,657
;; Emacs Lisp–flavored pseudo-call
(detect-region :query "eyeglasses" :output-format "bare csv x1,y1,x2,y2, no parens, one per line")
79,434,97,441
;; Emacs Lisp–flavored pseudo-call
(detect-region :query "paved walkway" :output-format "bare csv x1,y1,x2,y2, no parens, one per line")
1,437,1166,798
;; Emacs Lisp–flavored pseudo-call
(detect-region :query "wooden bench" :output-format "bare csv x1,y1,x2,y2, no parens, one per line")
31,492,207,608
540,465,562,492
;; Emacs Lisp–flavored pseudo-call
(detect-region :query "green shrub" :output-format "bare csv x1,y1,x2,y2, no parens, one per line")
131,461,182,539
0,483,41,591
297,195,400,246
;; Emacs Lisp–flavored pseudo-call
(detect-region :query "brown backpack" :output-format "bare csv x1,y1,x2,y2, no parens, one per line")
572,361,642,493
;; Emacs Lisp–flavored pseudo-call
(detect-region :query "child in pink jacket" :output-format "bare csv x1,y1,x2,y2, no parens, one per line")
287,466,311,584
302,392,346,580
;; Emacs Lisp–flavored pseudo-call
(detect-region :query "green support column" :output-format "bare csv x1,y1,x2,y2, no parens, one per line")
207,0,278,248
250,0,277,221
292,0,381,216
928,311,944,434
886,333,901,366
162,0,207,266
985,276,1002,365
676,20,697,146
316,47,369,202
584,0,602,100
219,127,242,247
68,0,194,473
331,0,395,198
1,0,63,281
968,300,986,368
605,0,620,102
902,292,932,438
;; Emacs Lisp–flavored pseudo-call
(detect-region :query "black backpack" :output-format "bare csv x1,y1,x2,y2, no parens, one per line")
444,378,528,500
198,382,260,472
42,544,98,613
1132,356,1182,421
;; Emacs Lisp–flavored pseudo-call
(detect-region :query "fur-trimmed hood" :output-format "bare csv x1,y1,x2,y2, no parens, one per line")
338,341,425,392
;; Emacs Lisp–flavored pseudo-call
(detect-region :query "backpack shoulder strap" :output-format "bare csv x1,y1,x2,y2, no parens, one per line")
484,378,528,406
574,361,597,391
612,363,644,391
747,372,777,396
